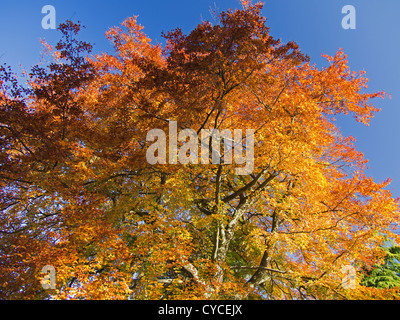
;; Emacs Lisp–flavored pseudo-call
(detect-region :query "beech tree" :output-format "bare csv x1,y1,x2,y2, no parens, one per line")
1,2,399,300
361,245,400,290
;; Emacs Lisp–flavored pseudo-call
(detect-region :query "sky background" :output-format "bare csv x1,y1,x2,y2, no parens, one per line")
1,0,399,198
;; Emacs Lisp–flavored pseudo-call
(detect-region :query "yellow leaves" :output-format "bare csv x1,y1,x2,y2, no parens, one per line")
1,2,399,301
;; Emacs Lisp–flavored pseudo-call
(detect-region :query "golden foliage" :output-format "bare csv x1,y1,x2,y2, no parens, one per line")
0,3,399,300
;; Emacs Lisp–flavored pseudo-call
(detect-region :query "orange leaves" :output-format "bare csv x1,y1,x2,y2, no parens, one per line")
105,16,165,72
1,4,399,301
311,50,385,125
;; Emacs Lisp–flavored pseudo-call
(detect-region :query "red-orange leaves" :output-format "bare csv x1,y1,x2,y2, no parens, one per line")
1,3,399,300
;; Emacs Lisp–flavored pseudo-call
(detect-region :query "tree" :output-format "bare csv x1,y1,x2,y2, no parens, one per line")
1,1,399,300
361,245,400,290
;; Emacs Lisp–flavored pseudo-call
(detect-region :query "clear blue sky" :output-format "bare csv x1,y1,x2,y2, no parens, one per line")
1,0,399,198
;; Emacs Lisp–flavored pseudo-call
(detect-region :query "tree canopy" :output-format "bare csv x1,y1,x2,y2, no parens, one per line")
1,2,399,300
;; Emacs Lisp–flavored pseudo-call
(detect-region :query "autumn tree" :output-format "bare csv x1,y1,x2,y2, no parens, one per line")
1,2,400,300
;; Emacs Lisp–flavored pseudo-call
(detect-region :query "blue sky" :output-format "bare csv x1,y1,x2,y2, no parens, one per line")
1,0,399,198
